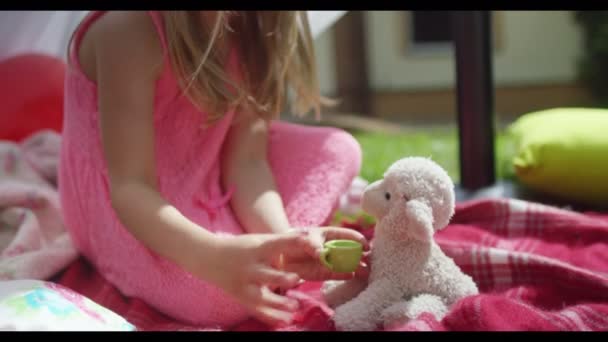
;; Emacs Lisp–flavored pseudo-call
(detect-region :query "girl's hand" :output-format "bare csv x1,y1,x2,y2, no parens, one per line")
204,228,371,326
281,226,371,281
206,233,310,327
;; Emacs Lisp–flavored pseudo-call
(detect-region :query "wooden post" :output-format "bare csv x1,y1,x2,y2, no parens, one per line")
333,11,372,115
452,11,496,191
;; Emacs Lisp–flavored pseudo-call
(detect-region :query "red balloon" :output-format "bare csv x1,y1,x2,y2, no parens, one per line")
0,54,66,142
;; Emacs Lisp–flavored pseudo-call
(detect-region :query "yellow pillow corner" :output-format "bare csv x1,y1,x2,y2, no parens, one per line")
508,108,608,206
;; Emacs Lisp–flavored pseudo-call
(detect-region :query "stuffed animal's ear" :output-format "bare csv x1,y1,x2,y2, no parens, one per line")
405,199,434,242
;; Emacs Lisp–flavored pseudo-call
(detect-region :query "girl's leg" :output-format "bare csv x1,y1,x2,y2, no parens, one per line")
268,121,362,228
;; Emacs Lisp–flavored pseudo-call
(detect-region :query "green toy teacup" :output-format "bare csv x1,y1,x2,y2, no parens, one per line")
320,240,363,273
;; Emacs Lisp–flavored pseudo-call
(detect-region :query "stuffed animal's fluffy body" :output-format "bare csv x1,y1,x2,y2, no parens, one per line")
322,157,478,331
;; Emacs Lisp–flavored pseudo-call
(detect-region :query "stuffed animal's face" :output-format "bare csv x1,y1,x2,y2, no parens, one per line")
361,179,392,220
362,157,455,241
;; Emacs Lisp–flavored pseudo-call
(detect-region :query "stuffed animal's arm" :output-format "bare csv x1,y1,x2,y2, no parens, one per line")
439,272,479,306
381,294,448,329
333,278,402,331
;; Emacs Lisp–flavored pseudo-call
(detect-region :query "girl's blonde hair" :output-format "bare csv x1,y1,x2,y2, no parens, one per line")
164,11,331,123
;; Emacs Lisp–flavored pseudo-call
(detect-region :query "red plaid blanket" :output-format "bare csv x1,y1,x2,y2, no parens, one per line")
56,198,608,331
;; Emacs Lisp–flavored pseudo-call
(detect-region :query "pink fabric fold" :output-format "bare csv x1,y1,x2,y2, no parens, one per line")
0,130,78,281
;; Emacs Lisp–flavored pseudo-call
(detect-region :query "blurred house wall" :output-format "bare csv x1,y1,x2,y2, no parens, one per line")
315,11,592,122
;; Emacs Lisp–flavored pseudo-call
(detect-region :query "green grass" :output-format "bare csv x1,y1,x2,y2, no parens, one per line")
350,128,517,184
332,127,518,225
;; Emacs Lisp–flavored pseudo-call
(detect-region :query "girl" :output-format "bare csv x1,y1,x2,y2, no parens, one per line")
59,11,367,328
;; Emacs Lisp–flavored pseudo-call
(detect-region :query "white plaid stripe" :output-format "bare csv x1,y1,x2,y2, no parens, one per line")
577,306,608,330
515,238,538,253
504,287,520,300
479,232,495,247
560,309,592,331
487,248,514,286
470,246,495,289
539,310,567,331
500,199,596,239
512,300,568,331
548,311,577,331
490,199,510,235
495,239,516,250
442,245,608,302
506,199,530,236
472,296,483,326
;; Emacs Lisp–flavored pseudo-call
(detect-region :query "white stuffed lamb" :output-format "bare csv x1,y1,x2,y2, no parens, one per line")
322,157,478,331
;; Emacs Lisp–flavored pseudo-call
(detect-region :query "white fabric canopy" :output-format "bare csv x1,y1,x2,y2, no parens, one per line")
0,11,346,61
0,11,87,61
307,11,346,37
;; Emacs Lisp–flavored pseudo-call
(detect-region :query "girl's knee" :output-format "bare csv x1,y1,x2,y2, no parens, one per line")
321,128,362,180
269,122,362,180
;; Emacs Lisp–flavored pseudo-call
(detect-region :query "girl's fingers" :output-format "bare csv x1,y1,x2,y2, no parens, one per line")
285,261,355,281
268,232,321,260
303,230,324,257
318,227,370,250
260,286,300,312
268,228,371,262
354,260,370,279
251,305,294,327
243,285,298,327
244,284,299,312
324,271,357,281
252,266,300,289
297,228,367,259
260,233,309,259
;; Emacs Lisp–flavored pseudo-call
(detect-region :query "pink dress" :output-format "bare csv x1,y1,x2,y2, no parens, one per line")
58,11,361,328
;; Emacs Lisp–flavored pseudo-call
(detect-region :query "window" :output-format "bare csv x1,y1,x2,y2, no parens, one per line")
407,11,453,54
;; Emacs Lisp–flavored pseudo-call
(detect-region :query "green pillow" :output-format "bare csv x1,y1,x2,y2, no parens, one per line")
508,108,608,206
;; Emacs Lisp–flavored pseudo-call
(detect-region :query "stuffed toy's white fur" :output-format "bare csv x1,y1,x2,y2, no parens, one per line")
322,157,478,331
